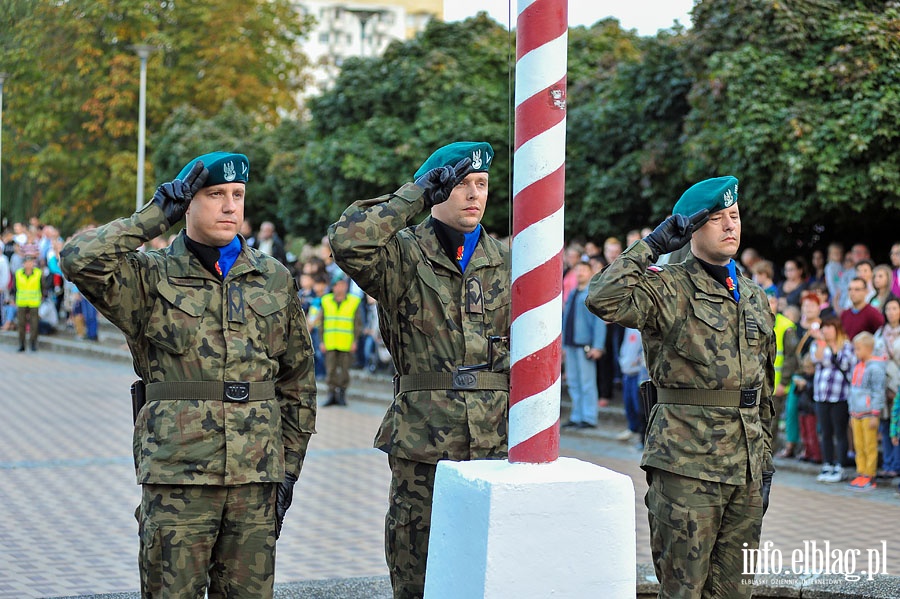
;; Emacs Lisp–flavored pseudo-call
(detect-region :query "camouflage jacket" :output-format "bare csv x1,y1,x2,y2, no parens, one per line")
327,183,511,464
60,202,316,485
586,240,776,484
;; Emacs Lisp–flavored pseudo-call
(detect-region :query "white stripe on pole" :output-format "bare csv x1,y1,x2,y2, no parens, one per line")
508,377,563,447
515,34,569,103
510,296,563,365
511,210,565,282
516,0,542,17
512,119,568,196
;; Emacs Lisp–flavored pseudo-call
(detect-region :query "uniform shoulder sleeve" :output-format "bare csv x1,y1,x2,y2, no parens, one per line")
59,204,169,337
327,183,425,307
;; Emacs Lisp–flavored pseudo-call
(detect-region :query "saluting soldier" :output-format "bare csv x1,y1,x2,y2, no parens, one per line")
60,152,316,598
328,141,511,599
586,176,776,598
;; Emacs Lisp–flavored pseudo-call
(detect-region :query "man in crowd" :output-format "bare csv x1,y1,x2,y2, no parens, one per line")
328,141,510,599
319,273,362,406
12,249,45,351
61,151,317,598
562,259,606,429
587,176,776,598
841,276,884,339
251,220,288,265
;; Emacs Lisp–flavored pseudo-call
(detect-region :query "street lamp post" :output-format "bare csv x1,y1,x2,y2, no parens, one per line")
0,72,7,228
346,9,383,57
130,45,157,212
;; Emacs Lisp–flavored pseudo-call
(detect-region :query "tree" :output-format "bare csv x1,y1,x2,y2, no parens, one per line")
0,0,312,232
565,23,694,241
297,14,515,238
683,0,900,255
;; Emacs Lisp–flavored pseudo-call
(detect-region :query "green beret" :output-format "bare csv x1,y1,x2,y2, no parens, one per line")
414,141,494,179
176,151,249,187
672,176,739,216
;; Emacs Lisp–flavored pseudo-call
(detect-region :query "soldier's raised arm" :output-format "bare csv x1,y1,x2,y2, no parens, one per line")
59,162,208,337
326,157,472,304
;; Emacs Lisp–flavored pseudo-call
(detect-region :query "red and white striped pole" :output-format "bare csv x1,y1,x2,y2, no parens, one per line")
508,0,567,464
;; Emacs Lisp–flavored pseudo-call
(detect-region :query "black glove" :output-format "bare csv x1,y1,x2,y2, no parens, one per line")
643,209,710,261
414,157,474,208
761,470,774,515
151,160,208,225
275,471,298,539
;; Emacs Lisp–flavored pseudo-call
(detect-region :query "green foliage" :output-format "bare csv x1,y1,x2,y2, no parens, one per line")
3,0,899,261
565,26,694,240
0,0,312,231
300,15,515,237
682,0,900,252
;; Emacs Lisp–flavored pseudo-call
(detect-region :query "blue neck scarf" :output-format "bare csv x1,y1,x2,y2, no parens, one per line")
725,259,740,302
459,226,482,272
216,236,242,279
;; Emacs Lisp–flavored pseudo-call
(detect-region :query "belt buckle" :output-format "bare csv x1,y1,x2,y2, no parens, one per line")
452,370,478,391
739,389,758,408
224,382,250,402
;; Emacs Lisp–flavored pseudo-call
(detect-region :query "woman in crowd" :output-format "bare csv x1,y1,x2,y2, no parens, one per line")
875,297,900,478
870,263,897,310
778,257,810,308
809,249,826,287
810,316,855,483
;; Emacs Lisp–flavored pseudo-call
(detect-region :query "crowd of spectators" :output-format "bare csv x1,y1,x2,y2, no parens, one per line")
8,215,900,493
0,219,392,383
562,234,900,493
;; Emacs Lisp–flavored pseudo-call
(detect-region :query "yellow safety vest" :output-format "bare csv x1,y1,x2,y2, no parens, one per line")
321,293,361,352
15,268,42,308
773,312,796,389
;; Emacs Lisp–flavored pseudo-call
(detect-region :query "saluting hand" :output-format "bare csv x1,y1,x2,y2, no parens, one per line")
151,160,208,225
415,157,474,208
643,209,710,261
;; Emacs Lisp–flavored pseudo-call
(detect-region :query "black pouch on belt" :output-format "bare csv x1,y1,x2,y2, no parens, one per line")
131,380,146,424
639,380,657,427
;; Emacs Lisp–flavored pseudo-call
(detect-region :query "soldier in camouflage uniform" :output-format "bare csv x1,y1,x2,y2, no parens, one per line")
327,141,510,599
60,152,316,599
586,176,776,599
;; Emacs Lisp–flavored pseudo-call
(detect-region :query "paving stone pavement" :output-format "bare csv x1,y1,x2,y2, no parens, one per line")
4,336,900,597
0,346,391,599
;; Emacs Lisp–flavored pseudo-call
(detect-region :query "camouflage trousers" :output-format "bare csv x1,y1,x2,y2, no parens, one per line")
136,483,277,599
646,468,763,599
385,456,436,599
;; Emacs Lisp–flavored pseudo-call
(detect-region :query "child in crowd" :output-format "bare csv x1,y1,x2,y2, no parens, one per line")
793,356,822,463
751,260,778,297
847,331,886,490
618,327,647,449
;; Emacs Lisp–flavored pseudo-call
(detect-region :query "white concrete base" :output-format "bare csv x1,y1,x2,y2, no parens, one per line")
423,457,636,599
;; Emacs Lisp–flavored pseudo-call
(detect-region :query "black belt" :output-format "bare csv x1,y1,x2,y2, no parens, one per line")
145,381,275,403
656,387,760,408
394,371,509,394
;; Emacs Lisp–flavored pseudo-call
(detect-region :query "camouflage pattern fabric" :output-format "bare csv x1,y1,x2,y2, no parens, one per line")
328,182,510,599
59,200,317,486
646,469,762,598
385,456,436,599
327,182,511,464
137,483,277,598
586,239,775,597
586,240,776,483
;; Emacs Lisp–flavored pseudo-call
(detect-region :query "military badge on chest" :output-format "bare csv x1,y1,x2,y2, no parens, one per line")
227,284,245,324
466,275,484,314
